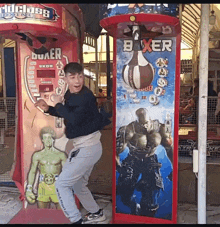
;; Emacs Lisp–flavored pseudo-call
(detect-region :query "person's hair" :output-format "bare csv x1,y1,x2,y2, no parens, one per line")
99,88,103,93
64,62,83,75
194,78,199,84
39,126,56,140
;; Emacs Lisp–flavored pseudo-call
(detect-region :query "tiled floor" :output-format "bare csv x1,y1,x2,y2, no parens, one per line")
177,202,220,224
1,186,220,224
0,187,23,224
0,187,112,224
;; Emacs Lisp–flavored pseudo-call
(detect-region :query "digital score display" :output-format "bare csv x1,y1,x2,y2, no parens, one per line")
37,70,56,78
39,84,53,92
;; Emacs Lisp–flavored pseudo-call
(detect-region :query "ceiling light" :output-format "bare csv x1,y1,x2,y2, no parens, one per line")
209,10,216,25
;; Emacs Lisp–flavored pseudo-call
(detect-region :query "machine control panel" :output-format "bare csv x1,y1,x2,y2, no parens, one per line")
24,47,69,128
24,47,69,107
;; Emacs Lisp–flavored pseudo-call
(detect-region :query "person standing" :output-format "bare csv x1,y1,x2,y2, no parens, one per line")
34,62,111,224
97,88,105,108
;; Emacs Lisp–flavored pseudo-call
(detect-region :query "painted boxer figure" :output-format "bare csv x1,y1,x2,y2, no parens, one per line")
25,126,67,209
116,108,173,217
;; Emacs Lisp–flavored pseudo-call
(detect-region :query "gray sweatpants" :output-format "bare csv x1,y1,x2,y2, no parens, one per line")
55,141,102,223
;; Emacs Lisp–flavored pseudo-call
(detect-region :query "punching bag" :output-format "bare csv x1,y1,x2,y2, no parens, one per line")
122,25,155,90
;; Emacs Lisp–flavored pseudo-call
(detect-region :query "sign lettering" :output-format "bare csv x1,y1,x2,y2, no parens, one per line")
32,48,62,60
123,39,173,53
0,4,59,21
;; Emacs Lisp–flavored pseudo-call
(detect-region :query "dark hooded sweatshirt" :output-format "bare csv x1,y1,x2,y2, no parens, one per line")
45,86,111,139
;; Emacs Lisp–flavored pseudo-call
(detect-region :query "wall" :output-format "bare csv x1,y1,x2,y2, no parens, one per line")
88,121,113,195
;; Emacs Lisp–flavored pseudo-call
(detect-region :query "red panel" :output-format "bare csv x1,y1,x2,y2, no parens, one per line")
100,14,181,38
0,4,83,42
172,32,181,223
0,24,71,41
112,35,117,224
9,4,83,223
107,13,181,224
14,41,25,203
114,213,176,224
9,208,70,224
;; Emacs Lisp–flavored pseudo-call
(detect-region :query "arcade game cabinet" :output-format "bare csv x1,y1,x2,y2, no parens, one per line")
0,4,84,224
100,3,181,224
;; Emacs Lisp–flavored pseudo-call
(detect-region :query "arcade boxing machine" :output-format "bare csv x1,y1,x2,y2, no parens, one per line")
0,4,84,224
100,4,181,224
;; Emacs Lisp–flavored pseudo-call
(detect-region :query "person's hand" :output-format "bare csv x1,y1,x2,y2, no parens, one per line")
187,98,194,107
116,155,121,166
34,99,49,112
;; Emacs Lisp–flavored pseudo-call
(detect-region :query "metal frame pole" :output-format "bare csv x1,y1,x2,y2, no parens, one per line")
106,33,111,99
95,38,99,95
198,4,209,224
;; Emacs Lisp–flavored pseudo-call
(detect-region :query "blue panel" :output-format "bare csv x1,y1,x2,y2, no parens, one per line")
115,32,176,220
4,47,16,97
0,182,16,187
101,4,179,18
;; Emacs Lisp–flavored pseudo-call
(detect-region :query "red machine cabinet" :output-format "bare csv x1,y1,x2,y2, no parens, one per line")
0,4,84,224
100,4,181,224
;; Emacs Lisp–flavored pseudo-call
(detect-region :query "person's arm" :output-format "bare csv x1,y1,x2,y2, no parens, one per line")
51,103,87,124
51,93,95,126
25,153,39,204
159,123,173,181
179,98,195,115
34,94,89,122
45,105,63,117
27,153,39,185
160,124,173,165
215,92,220,116
116,123,134,166
34,98,63,118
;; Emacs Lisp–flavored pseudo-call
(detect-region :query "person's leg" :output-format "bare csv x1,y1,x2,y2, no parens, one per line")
73,142,104,213
73,165,100,213
55,142,102,223
55,161,82,223
73,142,106,223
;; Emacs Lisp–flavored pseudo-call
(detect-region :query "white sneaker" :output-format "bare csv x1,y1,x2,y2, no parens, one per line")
82,209,106,224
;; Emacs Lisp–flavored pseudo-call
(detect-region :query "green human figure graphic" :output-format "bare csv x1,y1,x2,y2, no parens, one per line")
25,126,67,209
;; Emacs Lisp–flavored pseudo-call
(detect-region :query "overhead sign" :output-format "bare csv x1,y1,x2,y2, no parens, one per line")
0,4,59,21
101,4,179,18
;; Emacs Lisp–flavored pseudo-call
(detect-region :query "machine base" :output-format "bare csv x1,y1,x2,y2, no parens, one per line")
9,208,70,224
9,196,80,224
112,213,176,224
